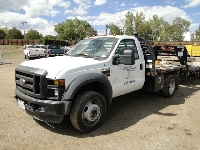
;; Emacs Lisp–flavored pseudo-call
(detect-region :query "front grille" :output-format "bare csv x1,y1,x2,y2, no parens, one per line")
15,65,47,99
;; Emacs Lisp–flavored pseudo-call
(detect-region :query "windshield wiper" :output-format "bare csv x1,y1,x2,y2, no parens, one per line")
85,55,94,58
75,53,88,57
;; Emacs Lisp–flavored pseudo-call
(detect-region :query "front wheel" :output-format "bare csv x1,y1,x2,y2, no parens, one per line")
70,91,107,133
161,75,176,98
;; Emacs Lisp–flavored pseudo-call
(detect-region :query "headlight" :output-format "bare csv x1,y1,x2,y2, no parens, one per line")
46,79,65,100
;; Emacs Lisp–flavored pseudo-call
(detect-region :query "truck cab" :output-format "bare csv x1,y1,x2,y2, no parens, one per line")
15,35,180,133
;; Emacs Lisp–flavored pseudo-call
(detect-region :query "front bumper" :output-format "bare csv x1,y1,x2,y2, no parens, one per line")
15,89,71,123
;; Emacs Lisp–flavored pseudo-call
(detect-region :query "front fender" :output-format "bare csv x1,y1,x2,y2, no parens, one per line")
62,73,113,104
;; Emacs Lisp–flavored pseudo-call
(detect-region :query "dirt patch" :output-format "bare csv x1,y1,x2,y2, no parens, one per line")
0,49,200,150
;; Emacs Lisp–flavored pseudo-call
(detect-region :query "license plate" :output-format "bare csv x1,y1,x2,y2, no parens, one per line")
17,100,25,110
178,51,183,56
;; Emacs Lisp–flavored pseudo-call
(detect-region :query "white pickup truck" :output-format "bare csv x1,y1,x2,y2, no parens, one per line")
24,45,47,60
15,34,185,133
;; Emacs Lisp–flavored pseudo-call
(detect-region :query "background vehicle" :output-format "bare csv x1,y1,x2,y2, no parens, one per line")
24,44,46,60
15,34,182,133
0,51,3,64
185,44,200,57
46,44,65,56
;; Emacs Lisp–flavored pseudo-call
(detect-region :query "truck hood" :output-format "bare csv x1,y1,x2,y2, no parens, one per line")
20,56,102,78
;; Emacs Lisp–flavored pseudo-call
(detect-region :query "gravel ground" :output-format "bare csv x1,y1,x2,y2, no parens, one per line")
0,51,200,150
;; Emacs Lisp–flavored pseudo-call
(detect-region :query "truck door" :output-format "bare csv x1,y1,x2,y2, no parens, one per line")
111,39,145,97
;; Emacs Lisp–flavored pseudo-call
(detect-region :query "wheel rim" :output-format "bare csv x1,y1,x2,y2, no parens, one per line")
169,78,175,95
82,101,101,125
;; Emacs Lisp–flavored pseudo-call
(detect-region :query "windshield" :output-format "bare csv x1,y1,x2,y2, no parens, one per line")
66,37,118,59
48,45,60,49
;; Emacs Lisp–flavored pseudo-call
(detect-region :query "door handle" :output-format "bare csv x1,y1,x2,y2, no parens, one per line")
140,64,143,70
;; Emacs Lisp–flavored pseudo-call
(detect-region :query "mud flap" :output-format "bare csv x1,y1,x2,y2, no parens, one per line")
175,70,180,90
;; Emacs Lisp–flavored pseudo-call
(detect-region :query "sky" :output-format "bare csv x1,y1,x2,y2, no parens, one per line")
0,0,200,36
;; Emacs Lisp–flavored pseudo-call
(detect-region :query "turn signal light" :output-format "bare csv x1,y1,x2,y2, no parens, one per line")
54,79,65,86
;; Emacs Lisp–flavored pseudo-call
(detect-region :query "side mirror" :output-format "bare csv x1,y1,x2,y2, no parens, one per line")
113,50,135,65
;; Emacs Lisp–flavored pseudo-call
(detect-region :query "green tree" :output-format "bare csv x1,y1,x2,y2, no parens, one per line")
0,29,6,39
148,15,165,41
5,27,23,39
133,12,146,34
124,11,134,35
54,17,96,41
159,21,174,41
170,17,191,41
25,29,42,39
105,23,121,35
43,35,56,40
194,25,200,41
1,27,9,35
40,35,57,45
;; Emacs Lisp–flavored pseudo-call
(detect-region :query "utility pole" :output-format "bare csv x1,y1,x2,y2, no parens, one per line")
21,22,27,38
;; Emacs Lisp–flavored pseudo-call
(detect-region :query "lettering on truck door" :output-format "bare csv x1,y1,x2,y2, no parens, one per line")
111,39,145,97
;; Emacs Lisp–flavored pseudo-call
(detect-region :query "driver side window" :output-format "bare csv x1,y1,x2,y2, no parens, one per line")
115,39,139,59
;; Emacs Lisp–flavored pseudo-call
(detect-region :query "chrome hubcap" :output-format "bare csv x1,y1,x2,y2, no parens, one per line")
83,101,101,122
169,78,175,95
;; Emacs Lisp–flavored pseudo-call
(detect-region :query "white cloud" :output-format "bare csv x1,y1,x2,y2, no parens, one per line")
132,6,191,24
193,12,200,15
189,23,200,33
0,0,199,36
71,11,128,32
65,0,91,15
0,11,56,36
71,6,194,34
165,0,175,5
0,0,29,12
182,0,200,8
48,0,70,8
120,3,125,7
0,0,71,17
23,5,60,18
94,0,107,6
131,3,138,7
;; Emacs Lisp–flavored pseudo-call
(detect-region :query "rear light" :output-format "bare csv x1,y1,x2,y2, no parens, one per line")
50,50,52,53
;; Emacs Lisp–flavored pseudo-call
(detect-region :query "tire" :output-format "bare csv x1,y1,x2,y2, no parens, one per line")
161,75,176,98
24,55,27,59
175,71,180,90
27,55,30,60
175,77,179,90
70,91,107,133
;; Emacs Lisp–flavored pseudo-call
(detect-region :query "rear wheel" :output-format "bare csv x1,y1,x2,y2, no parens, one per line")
161,75,176,98
70,91,106,133
24,55,27,59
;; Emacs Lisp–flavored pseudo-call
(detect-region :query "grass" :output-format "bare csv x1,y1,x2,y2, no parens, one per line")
0,45,24,58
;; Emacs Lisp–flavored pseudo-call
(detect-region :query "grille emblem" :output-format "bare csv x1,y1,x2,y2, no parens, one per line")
20,78,26,85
